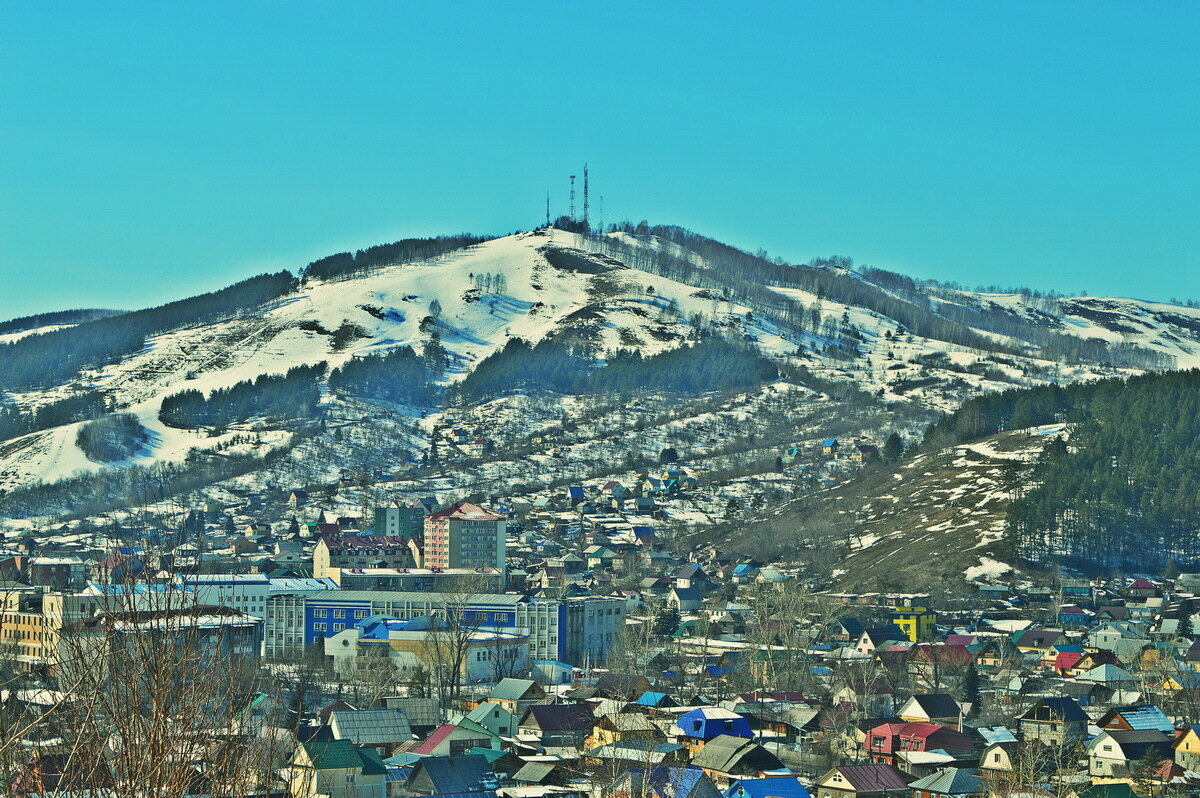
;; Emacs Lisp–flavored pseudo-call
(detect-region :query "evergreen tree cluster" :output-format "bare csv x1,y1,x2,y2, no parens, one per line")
0,308,122,336
302,235,493,282
1007,369,1200,570
0,390,109,442
0,272,296,391
328,346,438,406
929,368,1200,570
923,383,1076,449
76,413,150,462
159,363,325,428
452,334,777,404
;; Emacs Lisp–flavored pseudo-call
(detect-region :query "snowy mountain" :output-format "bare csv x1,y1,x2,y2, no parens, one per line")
1,224,1199,529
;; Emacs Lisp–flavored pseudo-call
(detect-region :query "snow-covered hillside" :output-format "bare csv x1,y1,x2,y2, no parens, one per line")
1,225,1197,511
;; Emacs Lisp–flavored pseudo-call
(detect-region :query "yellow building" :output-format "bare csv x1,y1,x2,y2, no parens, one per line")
891,606,937,642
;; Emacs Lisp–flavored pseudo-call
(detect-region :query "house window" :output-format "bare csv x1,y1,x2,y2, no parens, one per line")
334,610,346,619
354,610,368,619
314,623,326,632
315,609,328,618
333,623,344,632
994,753,1001,762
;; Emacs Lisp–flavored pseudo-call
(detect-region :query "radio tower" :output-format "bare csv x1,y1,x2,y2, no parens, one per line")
598,195,604,235
569,175,576,220
545,192,550,228
583,164,590,228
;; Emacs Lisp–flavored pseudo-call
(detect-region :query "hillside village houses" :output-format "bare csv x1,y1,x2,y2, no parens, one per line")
8,466,1200,798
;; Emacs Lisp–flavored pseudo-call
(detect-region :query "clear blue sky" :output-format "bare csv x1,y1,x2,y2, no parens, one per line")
2,2,1197,319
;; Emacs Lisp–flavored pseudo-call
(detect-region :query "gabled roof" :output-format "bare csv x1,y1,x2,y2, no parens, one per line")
407,754,498,795
521,702,594,731
1020,697,1088,722
1093,729,1173,761
908,768,983,796
828,763,911,791
329,709,412,745
1015,628,1063,648
1078,664,1135,683
410,721,496,755
490,678,540,702
903,694,961,718
617,766,722,798
725,777,811,798
301,740,387,775
1100,704,1174,733
690,734,782,774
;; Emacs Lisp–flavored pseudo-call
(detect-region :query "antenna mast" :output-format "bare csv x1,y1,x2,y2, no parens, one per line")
569,175,576,220
545,192,550,228
598,195,604,235
583,164,589,228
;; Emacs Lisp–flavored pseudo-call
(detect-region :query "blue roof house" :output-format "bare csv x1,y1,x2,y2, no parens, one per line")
724,777,811,798
675,707,752,741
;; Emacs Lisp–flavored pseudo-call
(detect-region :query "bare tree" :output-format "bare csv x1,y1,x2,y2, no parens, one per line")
425,573,491,712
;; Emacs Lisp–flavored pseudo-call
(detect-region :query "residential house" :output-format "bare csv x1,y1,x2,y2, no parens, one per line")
487,677,545,715
863,723,973,767
1059,605,1093,628
897,695,964,731
1097,704,1174,734
724,776,811,798
410,719,500,756
908,768,984,798
405,754,499,797
462,701,518,738
690,735,786,788
851,444,879,463
1018,697,1089,748
1124,578,1159,599
670,586,703,612
610,766,723,798
674,707,753,751
857,627,908,657
289,740,387,798
327,708,413,755
1172,724,1200,772
519,702,595,747
596,673,653,700
979,741,1018,773
1087,730,1173,779
588,712,661,750
813,764,912,798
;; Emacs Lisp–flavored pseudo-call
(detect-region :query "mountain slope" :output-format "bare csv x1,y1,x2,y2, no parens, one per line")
1,224,1198,531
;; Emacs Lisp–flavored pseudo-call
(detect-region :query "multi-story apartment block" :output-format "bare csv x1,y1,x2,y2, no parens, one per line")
423,502,505,576
312,535,421,580
182,573,271,618
373,498,436,537
262,588,623,665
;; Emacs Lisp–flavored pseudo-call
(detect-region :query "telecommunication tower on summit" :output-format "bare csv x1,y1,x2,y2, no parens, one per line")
583,164,589,227
569,175,576,220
